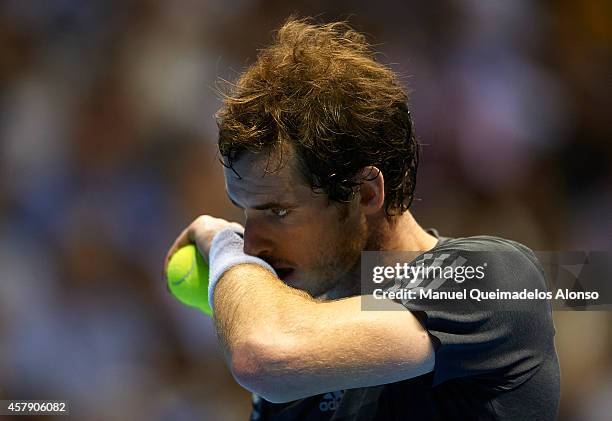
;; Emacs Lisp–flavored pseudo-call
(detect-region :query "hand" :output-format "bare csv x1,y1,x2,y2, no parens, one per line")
163,215,244,274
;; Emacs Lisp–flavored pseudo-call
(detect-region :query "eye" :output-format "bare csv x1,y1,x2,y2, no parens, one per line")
270,207,290,218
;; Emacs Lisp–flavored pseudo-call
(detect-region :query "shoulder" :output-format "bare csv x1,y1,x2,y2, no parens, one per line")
405,234,558,387
436,234,537,256
432,235,546,286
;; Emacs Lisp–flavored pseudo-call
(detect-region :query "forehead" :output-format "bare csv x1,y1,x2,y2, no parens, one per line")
223,152,307,203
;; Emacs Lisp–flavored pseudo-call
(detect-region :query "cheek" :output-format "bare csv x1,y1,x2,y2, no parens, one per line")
272,204,357,264
260,222,316,259
302,221,347,261
268,223,332,265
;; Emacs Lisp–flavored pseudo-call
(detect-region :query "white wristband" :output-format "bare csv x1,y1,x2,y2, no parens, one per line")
208,228,277,310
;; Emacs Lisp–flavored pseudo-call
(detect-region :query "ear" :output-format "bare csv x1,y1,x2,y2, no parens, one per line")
357,166,385,215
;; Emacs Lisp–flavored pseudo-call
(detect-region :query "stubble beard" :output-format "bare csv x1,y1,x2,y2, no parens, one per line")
310,212,369,300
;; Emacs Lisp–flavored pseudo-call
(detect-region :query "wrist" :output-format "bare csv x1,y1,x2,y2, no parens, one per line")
208,229,277,309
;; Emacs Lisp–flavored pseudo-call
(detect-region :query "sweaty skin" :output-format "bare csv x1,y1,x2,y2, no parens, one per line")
165,150,438,402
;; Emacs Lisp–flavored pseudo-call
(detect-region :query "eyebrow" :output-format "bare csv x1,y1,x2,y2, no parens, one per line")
226,193,295,211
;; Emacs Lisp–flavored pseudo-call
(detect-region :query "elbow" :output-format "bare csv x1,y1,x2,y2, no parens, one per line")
421,342,436,374
229,338,268,391
415,330,436,375
230,334,297,403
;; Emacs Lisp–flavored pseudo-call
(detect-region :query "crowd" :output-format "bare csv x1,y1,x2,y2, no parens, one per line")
0,1,610,419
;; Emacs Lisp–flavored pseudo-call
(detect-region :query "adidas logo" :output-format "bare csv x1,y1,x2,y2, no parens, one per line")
318,390,344,412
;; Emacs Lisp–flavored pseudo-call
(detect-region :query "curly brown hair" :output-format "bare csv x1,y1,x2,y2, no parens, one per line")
217,17,419,215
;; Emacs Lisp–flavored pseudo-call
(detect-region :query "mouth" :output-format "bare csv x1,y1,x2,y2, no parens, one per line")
274,267,295,281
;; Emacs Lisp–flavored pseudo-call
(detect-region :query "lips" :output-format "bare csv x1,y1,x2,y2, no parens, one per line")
263,257,296,281
274,267,295,280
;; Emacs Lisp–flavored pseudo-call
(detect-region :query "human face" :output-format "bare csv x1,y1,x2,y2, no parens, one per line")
224,152,368,298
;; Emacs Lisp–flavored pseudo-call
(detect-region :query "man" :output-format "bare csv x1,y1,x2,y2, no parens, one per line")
165,18,560,420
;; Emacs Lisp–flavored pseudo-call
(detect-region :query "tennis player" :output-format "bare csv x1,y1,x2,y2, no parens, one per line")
165,18,560,420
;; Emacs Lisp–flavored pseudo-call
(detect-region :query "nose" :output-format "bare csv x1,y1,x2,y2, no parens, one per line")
243,218,272,258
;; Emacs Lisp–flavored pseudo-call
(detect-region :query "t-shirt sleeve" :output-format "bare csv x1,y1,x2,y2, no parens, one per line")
384,238,556,388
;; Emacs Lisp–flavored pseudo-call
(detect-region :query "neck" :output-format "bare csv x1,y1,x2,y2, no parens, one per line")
317,211,439,301
365,210,438,253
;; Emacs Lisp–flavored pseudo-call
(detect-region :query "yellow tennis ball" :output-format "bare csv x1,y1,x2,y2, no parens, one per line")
166,244,212,316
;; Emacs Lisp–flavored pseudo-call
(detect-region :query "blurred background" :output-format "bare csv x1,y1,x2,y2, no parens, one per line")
0,0,610,420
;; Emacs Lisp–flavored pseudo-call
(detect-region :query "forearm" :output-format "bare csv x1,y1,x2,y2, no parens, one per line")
205,231,432,402
214,269,433,402
212,263,313,367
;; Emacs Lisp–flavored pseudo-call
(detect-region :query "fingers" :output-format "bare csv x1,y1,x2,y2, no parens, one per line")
163,225,192,278
189,216,244,259
229,222,245,234
162,215,245,279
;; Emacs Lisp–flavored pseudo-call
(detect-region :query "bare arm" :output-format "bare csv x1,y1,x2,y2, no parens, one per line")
214,264,435,403
164,216,435,403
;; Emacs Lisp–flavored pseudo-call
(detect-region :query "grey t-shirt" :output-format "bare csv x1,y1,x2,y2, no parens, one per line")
250,232,560,420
